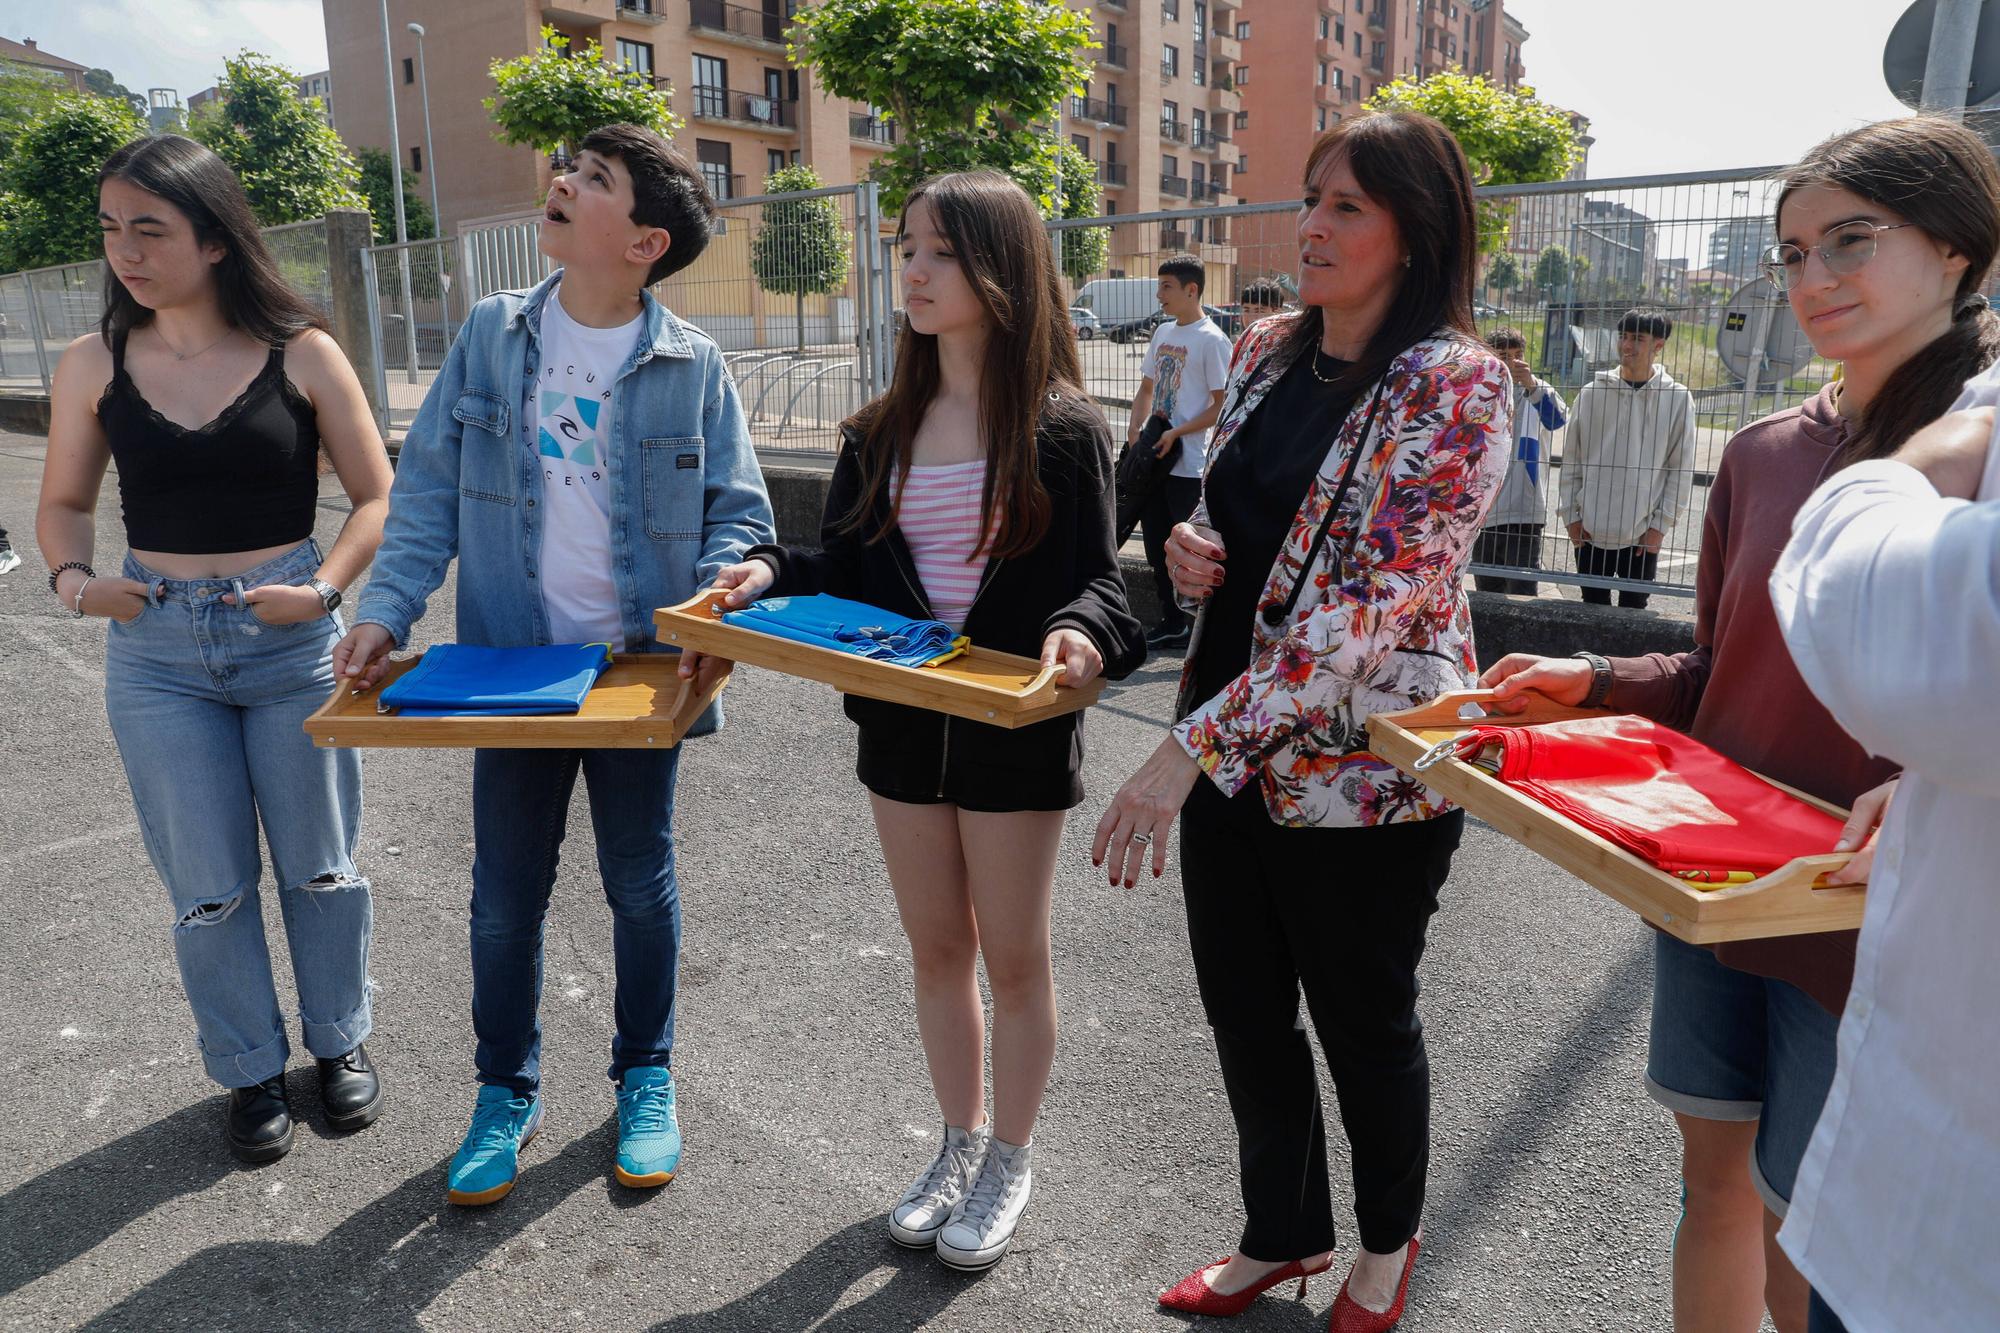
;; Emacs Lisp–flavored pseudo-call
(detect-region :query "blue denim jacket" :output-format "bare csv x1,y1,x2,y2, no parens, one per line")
355,271,775,734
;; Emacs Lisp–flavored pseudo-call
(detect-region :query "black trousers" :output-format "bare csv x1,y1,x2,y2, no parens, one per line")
1180,782,1465,1259
1140,474,1203,632
1576,542,1659,609
1471,522,1544,596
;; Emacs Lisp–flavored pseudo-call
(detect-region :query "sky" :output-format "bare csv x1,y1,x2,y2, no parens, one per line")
8,0,1927,171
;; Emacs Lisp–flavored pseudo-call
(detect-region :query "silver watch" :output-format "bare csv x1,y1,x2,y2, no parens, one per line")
308,578,342,613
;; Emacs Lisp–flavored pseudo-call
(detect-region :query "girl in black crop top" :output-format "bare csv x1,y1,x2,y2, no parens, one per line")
35,135,393,1162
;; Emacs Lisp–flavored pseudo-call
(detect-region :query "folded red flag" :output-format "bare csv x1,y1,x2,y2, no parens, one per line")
1450,715,1846,879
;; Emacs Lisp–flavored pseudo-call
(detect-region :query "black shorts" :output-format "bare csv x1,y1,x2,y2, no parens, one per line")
850,696,1084,813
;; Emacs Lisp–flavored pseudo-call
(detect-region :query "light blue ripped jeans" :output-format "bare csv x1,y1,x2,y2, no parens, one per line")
105,541,371,1088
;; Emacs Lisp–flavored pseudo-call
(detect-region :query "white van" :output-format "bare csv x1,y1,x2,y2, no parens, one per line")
1073,277,1163,342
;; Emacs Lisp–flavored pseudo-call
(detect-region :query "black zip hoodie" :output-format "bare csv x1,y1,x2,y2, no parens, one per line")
747,392,1147,810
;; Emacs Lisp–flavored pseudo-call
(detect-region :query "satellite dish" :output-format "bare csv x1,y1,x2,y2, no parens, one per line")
1884,0,2000,109
1715,277,1814,384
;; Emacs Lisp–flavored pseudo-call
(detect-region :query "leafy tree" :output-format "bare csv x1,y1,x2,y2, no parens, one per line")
0,68,65,159
1532,243,1587,300
355,146,435,243
1052,143,1107,281
1486,250,1520,299
486,27,680,161
84,68,147,117
0,93,148,271
1366,72,1581,252
788,0,1096,214
188,52,364,225
751,163,851,350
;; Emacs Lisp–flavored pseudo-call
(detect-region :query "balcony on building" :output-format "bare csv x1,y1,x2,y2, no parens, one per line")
1098,160,1128,187
1098,0,1125,8
1070,94,1128,128
1160,173,1189,198
1366,5,1387,32
1160,225,1188,250
1213,30,1241,61
688,0,794,49
849,113,895,145
544,0,618,25
1191,124,1230,151
1160,57,1177,82
1160,117,1187,144
1213,78,1241,112
1209,0,1239,19
691,84,798,130
701,171,747,201
1100,40,1127,70
1368,55,1385,74
616,0,665,22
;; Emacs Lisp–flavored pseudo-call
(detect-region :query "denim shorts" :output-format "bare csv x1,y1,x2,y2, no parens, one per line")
1645,929,1839,1215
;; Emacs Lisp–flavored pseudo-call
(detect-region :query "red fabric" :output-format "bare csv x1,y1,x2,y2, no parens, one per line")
1462,715,1846,877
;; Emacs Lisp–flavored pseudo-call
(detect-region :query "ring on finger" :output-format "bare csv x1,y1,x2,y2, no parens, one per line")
1131,831,1153,846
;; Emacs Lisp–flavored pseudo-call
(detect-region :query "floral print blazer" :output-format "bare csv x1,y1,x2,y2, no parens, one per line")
1171,315,1513,828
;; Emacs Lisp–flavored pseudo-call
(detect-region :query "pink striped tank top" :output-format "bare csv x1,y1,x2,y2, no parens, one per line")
895,459,993,629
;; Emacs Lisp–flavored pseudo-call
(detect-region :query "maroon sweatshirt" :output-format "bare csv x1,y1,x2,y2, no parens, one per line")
1607,385,1896,1013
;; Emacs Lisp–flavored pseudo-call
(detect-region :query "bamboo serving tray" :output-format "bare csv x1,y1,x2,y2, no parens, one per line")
1366,689,1865,944
305,652,727,749
653,590,1104,729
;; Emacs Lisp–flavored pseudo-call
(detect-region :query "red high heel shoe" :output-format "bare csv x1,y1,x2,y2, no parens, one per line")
1158,1254,1332,1317
1327,1236,1420,1333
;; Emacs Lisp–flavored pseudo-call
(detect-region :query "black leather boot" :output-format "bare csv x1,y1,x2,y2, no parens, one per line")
226,1075,294,1163
316,1043,382,1131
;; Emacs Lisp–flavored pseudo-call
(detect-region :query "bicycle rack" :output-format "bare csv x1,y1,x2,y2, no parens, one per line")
777,361,858,433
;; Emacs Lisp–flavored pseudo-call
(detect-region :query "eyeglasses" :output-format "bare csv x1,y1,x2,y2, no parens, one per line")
1762,220,1917,294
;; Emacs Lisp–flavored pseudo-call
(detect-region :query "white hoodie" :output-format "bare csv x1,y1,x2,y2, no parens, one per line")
1558,365,1696,548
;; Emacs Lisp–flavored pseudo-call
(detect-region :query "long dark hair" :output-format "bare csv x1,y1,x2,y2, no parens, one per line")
98,134,327,347
1777,116,2000,466
1280,112,1480,392
842,170,1092,559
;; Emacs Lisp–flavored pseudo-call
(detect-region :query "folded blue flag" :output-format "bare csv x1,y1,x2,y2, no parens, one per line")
722,594,960,668
379,643,614,716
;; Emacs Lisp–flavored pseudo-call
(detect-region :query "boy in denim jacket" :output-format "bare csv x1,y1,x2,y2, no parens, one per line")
336,124,774,1205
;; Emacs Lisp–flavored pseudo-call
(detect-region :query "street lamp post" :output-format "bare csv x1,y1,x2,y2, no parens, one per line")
378,0,418,384
408,23,442,237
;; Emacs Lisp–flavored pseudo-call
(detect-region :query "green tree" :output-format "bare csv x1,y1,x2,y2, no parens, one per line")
1486,250,1520,299
84,68,147,117
1366,72,1581,252
751,163,852,350
486,27,680,162
0,92,148,271
1532,243,1587,300
355,146,435,243
0,68,65,159
188,52,364,225
1053,143,1107,281
788,0,1096,214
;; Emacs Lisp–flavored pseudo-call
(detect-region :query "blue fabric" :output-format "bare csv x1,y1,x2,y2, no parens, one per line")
350,269,777,738
380,643,612,716
722,594,960,668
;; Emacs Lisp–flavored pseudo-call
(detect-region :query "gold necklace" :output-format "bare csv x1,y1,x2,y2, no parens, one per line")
158,327,235,362
1310,346,1342,385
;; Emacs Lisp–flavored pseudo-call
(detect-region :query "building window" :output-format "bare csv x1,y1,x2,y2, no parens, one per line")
616,39,653,77
1192,216,1205,244
1162,0,1179,18
1235,64,1247,84
693,54,727,117
1237,20,1249,38
695,138,733,199
1193,1,1206,43
402,57,414,85
1162,153,1178,175
1162,45,1179,77
411,144,423,172
1194,59,1205,87
1355,33,1363,54
1318,16,1329,38
1238,154,1247,174
767,148,786,178
1317,61,1327,85
1192,108,1205,142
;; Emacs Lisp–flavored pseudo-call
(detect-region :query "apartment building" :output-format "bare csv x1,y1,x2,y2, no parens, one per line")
1059,0,1244,267
0,37,88,92
1230,0,1536,207
322,0,894,236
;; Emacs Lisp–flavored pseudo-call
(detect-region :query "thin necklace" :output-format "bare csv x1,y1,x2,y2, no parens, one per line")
157,327,235,361
1310,345,1342,384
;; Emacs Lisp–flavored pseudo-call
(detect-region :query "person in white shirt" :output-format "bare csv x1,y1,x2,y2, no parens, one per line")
1474,326,1568,595
1768,367,2000,1333
1128,253,1232,648
1559,308,1696,608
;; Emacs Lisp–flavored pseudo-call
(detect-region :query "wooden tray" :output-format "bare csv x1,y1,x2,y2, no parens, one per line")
1366,689,1865,944
653,590,1104,729
305,652,726,749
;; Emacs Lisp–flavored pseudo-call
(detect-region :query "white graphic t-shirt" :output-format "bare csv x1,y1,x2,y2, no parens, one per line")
1142,315,1234,478
534,285,643,649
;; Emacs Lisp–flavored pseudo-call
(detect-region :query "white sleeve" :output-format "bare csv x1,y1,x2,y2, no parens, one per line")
1202,329,1232,394
1139,328,1162,383
1771,460,2000,795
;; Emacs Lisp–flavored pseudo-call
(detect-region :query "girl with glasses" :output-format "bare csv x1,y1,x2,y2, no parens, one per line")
1480,115,2000,1332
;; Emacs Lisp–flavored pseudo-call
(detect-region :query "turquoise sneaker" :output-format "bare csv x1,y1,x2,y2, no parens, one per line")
614,1066,681,1188
446,1085,543,1206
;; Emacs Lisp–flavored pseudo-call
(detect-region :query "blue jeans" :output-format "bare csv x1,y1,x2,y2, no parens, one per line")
469,746,682,1095
1807,1290,1850,1333
1645,930,1839,1214
105,542,370,1088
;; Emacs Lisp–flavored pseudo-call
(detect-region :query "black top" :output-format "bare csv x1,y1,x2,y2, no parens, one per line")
97,330,321,554
749,393,1147,789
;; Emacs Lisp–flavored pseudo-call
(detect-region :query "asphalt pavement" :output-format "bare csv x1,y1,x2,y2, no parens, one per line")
0,426,1702,1331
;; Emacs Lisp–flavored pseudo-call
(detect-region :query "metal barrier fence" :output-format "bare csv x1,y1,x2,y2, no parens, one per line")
0,218,334,395
363,182,889,454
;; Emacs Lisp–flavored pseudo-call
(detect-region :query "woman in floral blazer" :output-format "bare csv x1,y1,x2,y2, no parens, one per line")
1094,113,1512,1331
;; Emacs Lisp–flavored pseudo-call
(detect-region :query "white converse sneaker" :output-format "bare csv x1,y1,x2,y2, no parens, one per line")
888,1122,988,1248
935,1137,1032,1270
